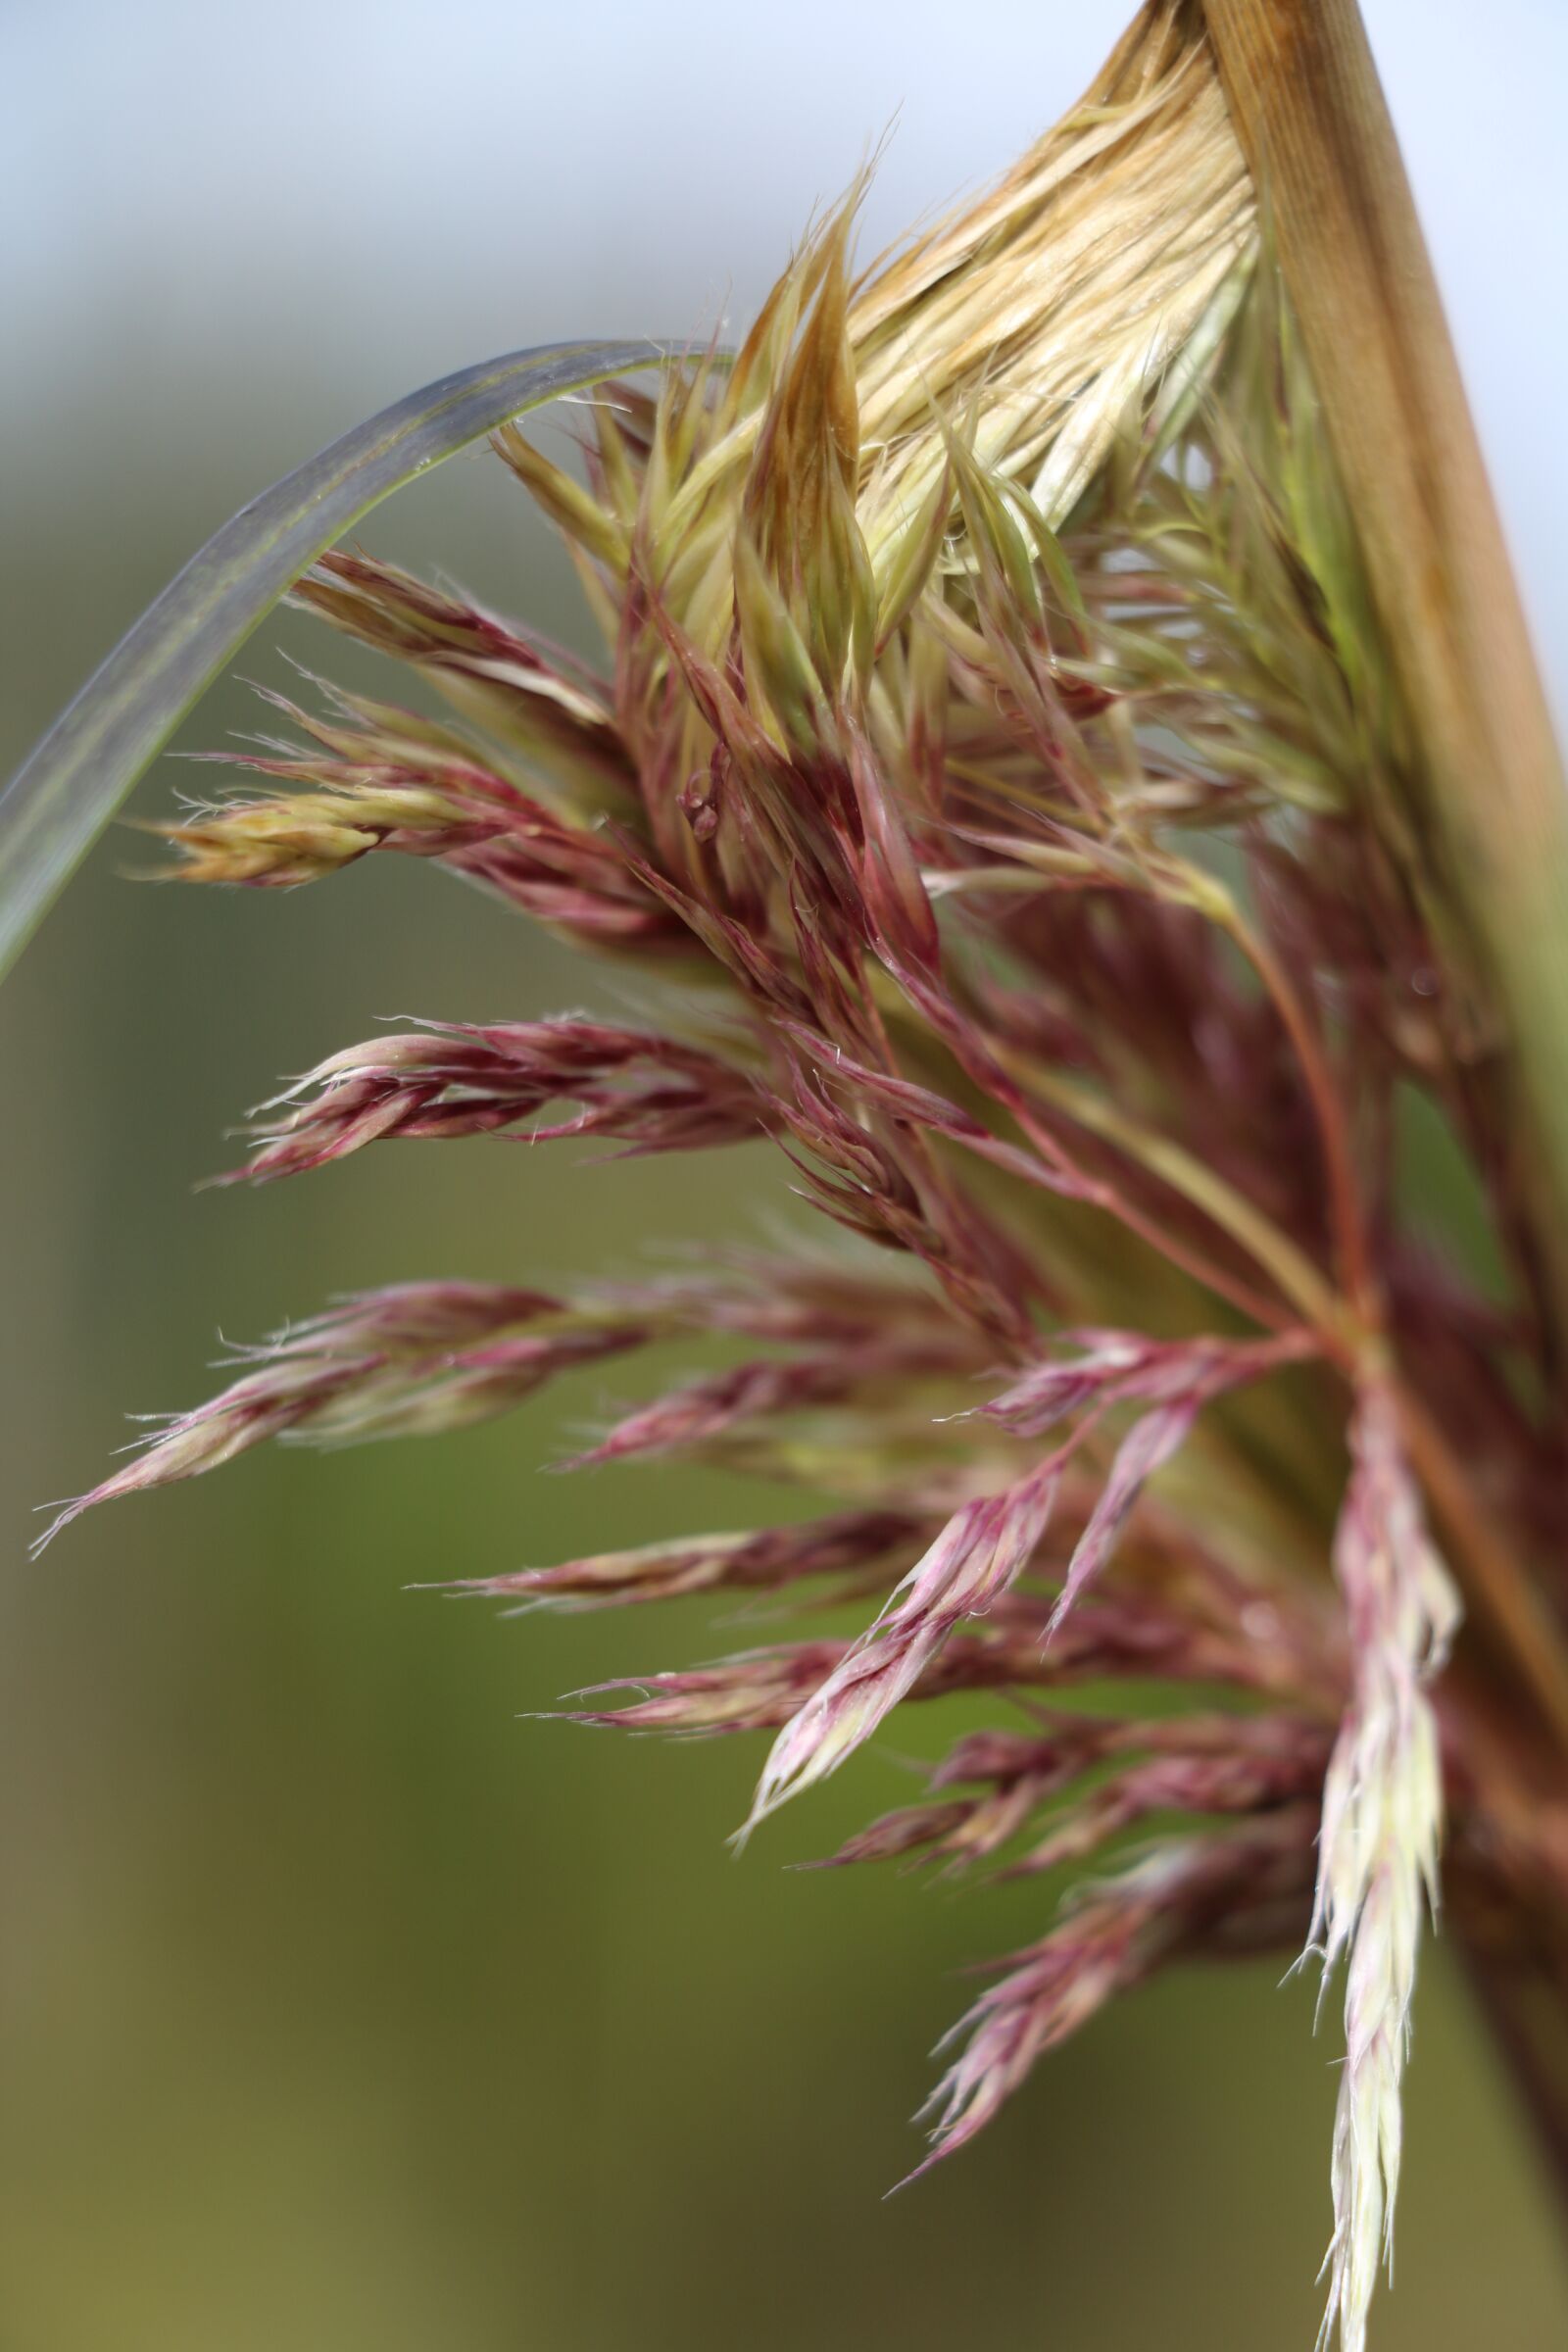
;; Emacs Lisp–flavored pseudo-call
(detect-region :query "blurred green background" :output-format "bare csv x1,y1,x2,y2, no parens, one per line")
3,4,1566,2345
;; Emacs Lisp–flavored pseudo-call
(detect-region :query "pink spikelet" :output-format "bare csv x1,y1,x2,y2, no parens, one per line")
740,1457,1061,1838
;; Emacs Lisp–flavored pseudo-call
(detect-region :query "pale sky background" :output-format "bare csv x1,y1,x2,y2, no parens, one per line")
2,0,1564,725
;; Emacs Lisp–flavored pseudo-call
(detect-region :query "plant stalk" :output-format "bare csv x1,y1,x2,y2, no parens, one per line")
1200,0,1568,2204
1200,0,1568,1348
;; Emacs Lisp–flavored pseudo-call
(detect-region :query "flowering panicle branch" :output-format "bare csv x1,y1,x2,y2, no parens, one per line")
979,1327,1323,1633
979,1327,1319,1439
811,1710,1334,1877
1308,1386,1461,2352
564,1570,1339,1742
290,551,637,803
559,1331,982,1471
33,1283,650,1549
159,676,681,947
228,1019,766,1182
42,3,1568,2342
453,1505,933,1613
562,1642,866,1739
909,1813,1319,2178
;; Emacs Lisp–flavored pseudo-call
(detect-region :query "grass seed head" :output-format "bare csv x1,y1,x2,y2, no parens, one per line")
48,6,1568,2345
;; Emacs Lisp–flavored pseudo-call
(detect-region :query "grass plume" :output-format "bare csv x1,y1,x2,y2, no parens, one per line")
33,5,1568,2345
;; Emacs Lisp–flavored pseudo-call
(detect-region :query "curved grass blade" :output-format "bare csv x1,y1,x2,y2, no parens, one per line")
0,337,684,980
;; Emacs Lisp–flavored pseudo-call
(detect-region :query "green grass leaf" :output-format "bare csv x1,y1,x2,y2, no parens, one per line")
0,337,679,980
